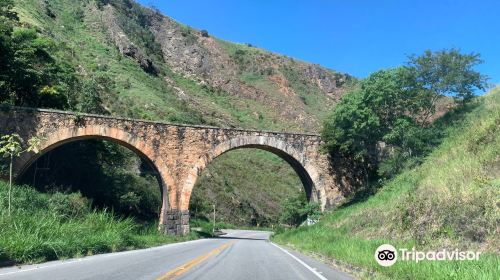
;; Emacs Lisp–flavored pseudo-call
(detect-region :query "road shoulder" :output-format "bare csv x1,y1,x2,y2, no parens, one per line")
271,242,356,280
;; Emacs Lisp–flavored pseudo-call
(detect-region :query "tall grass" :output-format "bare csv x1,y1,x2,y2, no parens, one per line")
0,183,195,265
273,89,500,279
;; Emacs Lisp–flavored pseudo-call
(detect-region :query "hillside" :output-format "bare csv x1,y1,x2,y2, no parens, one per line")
15,0,351,130
8,0,352,225
273,88,500,279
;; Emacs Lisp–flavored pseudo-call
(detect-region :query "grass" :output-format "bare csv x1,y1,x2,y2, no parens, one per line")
0,182,198,266
273,88,500,279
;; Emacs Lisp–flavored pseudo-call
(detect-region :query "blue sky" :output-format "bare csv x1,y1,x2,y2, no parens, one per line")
138,0,499,86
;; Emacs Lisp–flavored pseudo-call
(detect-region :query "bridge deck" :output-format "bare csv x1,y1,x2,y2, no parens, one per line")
0,106,320,137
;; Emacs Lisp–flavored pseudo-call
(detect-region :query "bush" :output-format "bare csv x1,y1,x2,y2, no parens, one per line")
48,191,91,220
0,2,79,109
190,218,236,237
95,0,110,9
279,192,321,227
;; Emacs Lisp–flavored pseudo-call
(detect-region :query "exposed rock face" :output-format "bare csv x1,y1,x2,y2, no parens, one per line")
101,5,158,75
148,14,350,131
303,64,348,99
95,4,352,132
0,107,347,235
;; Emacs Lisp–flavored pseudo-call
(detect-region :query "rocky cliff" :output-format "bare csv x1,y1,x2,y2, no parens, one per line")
91,0,353,132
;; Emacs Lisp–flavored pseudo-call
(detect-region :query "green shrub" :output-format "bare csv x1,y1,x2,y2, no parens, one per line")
48,191,91,220
279,192,321,227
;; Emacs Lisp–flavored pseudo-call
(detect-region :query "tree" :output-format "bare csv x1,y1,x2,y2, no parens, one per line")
322,90,381,160
78,77,107,114
382,117,430,158
0,0,17,103
0,134,41,215
322,49,487,182
0,1,75,109
408,49,487,123
377,117,434,177
279,192,321,227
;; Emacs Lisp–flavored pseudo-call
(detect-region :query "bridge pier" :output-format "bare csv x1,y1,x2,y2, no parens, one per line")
162,209,190,235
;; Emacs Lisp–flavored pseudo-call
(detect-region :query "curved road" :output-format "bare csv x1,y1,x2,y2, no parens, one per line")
0,230,353,280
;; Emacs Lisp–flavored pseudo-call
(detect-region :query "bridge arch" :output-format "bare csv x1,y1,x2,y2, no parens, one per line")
179,135,321,210
13,125,174,226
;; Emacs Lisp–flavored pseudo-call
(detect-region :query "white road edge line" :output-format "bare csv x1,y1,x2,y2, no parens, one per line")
270,242,328,280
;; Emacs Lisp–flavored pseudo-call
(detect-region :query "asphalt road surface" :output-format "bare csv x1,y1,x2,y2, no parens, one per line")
0,230,353,280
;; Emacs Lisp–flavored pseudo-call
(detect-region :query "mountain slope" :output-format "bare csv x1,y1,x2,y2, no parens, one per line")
16,0,351,131
274,88,500,279
11,0,351,224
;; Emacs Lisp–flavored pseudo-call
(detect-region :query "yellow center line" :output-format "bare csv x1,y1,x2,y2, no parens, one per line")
156,241,237,280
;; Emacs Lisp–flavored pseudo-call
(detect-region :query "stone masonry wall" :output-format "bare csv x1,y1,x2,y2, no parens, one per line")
0,107,345,235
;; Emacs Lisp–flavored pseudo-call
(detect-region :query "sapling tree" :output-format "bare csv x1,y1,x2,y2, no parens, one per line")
0,134,41,215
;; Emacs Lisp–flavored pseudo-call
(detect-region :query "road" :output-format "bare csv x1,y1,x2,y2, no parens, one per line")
0,230,353,280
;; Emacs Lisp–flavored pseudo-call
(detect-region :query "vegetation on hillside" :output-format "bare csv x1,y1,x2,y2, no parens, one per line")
0,0,76,108
274,88,499,279
322,49,488,190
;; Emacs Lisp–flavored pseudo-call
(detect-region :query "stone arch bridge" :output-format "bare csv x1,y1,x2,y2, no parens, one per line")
0,107,345,235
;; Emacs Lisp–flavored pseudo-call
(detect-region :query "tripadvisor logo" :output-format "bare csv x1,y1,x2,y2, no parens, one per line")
375,244,481,267
375,244,397,266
